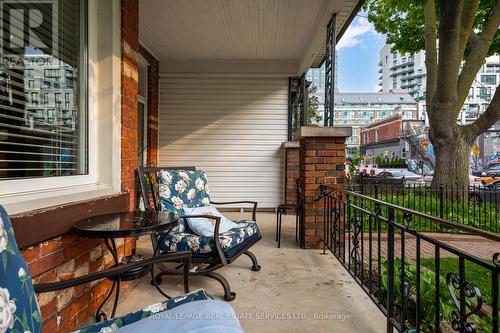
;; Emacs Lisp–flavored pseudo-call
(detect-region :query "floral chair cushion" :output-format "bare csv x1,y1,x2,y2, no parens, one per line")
72,289,213,333
0,205,42,333
159,220,259,255
158,169,211,216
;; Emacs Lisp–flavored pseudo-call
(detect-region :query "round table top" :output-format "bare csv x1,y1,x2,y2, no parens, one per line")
73,210,179,238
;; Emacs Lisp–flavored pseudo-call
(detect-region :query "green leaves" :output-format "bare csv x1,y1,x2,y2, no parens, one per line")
307,85,321,125
364,0,427,54
380,257,455,331
363,0,500,56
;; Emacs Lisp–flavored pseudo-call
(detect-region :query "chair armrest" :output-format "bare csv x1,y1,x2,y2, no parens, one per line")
179,215,227,265
210,201,258,221
34,251,192,293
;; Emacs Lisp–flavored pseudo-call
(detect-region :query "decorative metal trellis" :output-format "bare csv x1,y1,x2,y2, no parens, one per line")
287,76,308,141
324,14,336,127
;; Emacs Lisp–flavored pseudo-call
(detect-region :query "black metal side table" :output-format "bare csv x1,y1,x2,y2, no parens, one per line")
73,210,178,321
275,204,301,248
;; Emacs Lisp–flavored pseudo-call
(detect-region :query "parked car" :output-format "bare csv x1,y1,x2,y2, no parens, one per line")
423,170,434,185
480,173,500,185
375,170,425,185
423,171,483,186
471,163,500,176
468,179,500,207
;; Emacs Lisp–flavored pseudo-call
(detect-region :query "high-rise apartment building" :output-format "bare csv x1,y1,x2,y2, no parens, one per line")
22,55,79,129
378,44,500,125
305,55,338,92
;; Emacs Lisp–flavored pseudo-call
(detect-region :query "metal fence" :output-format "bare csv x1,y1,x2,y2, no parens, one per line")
346,178,499,233
315,184,500,333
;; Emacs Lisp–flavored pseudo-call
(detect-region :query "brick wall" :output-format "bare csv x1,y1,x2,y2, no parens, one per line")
283,143,299,206
360,115,401,146
23,236,135,332
299,136,346,249
138,45,159,167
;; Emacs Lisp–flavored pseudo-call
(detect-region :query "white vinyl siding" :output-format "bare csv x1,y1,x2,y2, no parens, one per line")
158,76,288,208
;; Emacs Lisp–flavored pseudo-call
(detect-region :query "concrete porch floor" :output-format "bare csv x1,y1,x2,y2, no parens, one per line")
116,212,386,332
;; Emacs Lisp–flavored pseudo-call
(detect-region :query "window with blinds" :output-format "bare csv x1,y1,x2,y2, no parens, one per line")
0,0,87,180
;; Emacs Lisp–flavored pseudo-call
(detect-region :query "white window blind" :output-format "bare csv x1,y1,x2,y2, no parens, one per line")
0,0,87,180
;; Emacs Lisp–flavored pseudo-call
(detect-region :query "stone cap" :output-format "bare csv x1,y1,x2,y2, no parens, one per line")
282,141,300,148
294,126,352,140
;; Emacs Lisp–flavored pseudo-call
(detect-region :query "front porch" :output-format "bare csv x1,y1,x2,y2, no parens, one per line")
118,212,386,333
2,0,498,332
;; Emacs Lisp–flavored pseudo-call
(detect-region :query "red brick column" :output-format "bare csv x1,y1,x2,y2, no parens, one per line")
283,142,299,206
297,127,351,249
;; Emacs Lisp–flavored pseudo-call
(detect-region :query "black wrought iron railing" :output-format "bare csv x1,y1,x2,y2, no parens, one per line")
347,178,499,233
315,184,500,333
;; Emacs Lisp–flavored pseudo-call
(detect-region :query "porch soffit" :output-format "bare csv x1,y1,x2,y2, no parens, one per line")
139,0,361,75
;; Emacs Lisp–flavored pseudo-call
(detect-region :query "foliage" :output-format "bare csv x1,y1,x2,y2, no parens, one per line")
347,188,498,233
420,257,498,306
363,0,500,189
349,148,362,176
380,257,494,332
292,85,322,132
363,0,500,56
375,156,408,168
380,257,454,331
307,85,322,125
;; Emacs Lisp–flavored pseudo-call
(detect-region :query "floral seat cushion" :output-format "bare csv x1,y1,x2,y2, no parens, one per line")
158,220,259,255
158,169,211,214
156,168,260,256
72,289,213,333
0,205,42,333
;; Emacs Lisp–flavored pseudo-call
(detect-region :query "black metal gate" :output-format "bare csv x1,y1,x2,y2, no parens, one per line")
315,184,500,333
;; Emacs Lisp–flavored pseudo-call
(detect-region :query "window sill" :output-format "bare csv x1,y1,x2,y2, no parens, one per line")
1,184,118,215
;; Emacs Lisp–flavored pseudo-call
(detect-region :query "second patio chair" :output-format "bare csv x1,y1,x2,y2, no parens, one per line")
138,166,262,301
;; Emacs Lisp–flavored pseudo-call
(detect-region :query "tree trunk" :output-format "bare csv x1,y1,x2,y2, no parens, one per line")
430,126,472,191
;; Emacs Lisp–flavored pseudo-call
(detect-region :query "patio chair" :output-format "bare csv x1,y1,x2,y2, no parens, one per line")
137,166,262,301
0,205,243,333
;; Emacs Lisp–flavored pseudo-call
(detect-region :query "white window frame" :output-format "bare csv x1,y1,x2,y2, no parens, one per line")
0,0,96,196
137,55,148,167
1,0,122,214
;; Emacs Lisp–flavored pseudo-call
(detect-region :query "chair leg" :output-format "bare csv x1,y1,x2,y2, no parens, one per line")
278,210,282,248
295,209,299,242
244,250,261,271
275,209,279,241
204,271,236,302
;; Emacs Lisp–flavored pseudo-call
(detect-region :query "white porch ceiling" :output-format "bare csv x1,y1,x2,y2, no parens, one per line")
139,0,361,75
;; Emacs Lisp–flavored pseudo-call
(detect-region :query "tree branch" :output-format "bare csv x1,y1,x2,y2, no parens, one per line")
457,0,500,112
424,0,438,111
458,0,480,58
464,83,500,139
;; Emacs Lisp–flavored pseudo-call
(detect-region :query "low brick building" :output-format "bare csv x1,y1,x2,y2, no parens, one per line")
360,114,424,160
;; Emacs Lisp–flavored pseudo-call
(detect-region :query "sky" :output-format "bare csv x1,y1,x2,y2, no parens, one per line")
336,15,386,92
